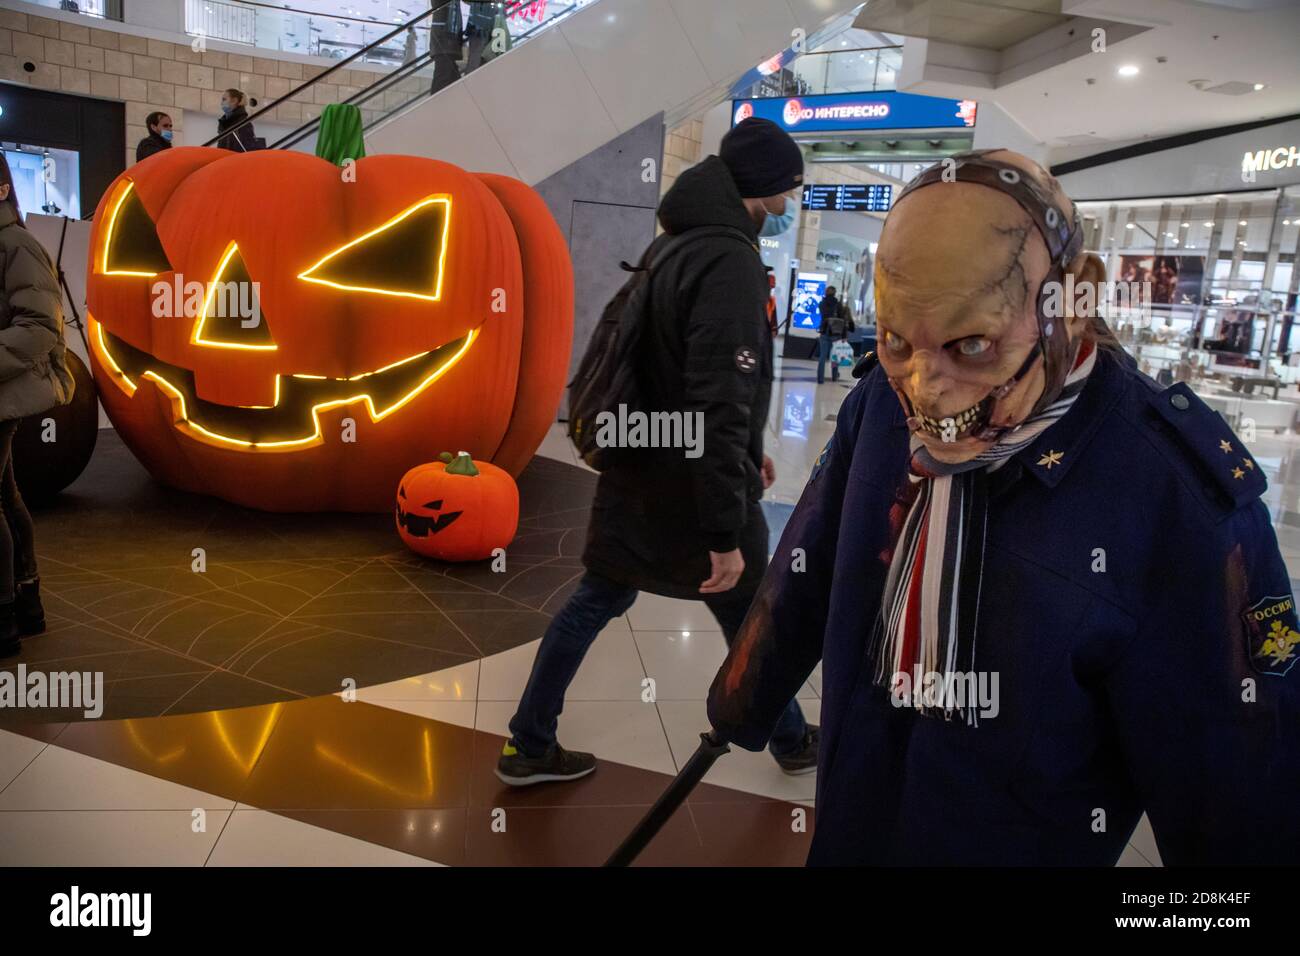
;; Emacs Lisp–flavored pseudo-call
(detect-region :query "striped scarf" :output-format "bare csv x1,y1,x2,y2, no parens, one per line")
872,341,1098,723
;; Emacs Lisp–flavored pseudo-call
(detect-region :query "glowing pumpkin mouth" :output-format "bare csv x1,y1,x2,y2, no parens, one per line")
88,315,476,450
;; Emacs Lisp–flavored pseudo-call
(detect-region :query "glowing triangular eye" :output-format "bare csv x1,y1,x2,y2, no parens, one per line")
192,243,276,350
298,196,450,300
100,181,172,276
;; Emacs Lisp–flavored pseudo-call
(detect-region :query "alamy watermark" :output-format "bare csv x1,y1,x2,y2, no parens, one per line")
593,404,704,459
889,667,1001,720
1041,276,1153,325
0,665,104,719
151,274,262,328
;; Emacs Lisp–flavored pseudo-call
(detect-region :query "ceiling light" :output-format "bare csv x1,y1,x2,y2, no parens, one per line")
1254,83,1266,91
1117,64,1140,77
1239,220,1247,225
1204,221,1215,227
1180,222,1189,228
1125,222,1135,229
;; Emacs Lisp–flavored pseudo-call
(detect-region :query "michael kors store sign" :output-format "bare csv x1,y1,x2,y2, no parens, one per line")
1056,116,1300,200
1242,144,1300,176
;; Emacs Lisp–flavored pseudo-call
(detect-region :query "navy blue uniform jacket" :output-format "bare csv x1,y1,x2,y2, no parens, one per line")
707,347,1299,865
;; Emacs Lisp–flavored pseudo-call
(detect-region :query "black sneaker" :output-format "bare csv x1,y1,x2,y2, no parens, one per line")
496,741,596,787
773,726,819,776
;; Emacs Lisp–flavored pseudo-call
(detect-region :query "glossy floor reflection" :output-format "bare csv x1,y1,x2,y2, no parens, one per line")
3,359,1297,865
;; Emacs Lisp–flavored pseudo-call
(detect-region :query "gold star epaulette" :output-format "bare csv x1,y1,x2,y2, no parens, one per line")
1148,383,1266,510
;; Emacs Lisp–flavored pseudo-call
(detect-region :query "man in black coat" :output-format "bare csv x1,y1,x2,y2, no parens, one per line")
500,118,817,785
135,112,173,163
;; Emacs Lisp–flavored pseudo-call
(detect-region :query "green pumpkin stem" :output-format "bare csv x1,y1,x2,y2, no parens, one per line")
444,451,479,477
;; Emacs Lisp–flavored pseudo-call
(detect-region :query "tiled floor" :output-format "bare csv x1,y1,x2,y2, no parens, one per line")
4,358,1295,865
0,435,594,722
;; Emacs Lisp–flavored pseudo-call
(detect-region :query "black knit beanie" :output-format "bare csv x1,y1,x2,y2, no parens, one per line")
719,118,805,198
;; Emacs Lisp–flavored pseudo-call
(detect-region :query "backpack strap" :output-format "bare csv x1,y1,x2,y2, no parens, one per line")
619,225,756,275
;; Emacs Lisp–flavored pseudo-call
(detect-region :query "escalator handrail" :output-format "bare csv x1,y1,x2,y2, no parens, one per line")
198,2,445,148
267,48,437,151
267,0,586,152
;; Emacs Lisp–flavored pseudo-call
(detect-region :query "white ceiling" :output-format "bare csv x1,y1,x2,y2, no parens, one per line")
872,0,1300,159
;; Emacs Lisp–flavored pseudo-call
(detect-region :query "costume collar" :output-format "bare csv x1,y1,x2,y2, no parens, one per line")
1009,344,1126,490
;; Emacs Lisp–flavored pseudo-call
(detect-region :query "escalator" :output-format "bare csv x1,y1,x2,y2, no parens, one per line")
202,0,865,184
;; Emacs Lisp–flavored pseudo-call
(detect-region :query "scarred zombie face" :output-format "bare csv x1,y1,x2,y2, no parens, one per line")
874,151,1090,464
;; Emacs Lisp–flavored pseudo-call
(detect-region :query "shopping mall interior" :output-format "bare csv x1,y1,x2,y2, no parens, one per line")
0,0,1297,876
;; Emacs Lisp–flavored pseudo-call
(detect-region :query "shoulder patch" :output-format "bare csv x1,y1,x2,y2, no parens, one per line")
1147,382,1265,510
734,346,758,373
808,439,832,483
1243,594,1299,677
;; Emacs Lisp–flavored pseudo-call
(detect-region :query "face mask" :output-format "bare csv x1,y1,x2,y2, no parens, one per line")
161,130,173,142
221,104,233,116
759,196,797,237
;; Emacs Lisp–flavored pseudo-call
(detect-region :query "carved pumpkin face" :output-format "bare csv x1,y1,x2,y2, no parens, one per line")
396,453,518,561
86,147,572,512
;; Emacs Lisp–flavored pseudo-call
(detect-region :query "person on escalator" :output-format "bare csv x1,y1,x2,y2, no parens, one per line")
135,112,173,163
216,89,257,153
428,0,464,95
497,118,817,786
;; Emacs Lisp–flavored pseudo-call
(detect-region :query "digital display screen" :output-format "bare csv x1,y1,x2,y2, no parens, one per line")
802,184,893,212
791,272,828,331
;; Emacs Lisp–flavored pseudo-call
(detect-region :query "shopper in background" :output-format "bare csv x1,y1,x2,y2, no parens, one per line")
135,112,173,163
428,0,464,95
216,89,257,152
817,284,846,383
499,117,817,786
0,154,72,658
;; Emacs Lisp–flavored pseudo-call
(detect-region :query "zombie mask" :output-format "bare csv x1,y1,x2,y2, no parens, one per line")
875,151,1085,461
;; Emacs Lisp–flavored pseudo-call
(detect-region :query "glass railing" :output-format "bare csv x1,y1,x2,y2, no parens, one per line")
183,0,589,66
204,0,593,152
25,0,121,20
738,45,903,99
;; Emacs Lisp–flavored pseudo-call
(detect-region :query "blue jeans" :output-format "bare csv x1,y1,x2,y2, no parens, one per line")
509,571,809,759
817,334,840,384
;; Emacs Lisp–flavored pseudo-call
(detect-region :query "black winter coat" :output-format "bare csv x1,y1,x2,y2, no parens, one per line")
135,132,171,163
216,106,257,152
582,156,773,599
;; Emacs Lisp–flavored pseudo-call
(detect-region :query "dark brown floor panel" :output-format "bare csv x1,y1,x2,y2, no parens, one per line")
2,720,68,744
15,431,595,720
49,699,291,801
18,694,812,866
463,804,704,867
237,696,478,811
687,802,816,866
163,670,309,717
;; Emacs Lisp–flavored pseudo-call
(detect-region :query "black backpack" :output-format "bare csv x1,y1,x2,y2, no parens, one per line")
567,225,754,471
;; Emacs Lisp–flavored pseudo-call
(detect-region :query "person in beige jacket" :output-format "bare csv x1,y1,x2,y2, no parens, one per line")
0,154,74,657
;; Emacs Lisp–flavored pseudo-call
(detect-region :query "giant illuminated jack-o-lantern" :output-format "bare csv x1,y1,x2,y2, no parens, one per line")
85,147,573,512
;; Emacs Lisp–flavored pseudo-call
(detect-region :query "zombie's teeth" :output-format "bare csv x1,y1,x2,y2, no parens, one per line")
915,398,988,436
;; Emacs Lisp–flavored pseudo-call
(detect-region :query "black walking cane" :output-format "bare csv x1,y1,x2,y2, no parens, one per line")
604,729,730,867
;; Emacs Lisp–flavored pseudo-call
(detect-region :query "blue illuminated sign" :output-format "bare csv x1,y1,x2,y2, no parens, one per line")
732,91,977,134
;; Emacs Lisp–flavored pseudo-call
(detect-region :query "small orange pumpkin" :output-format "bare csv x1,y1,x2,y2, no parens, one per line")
396,451,518,561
